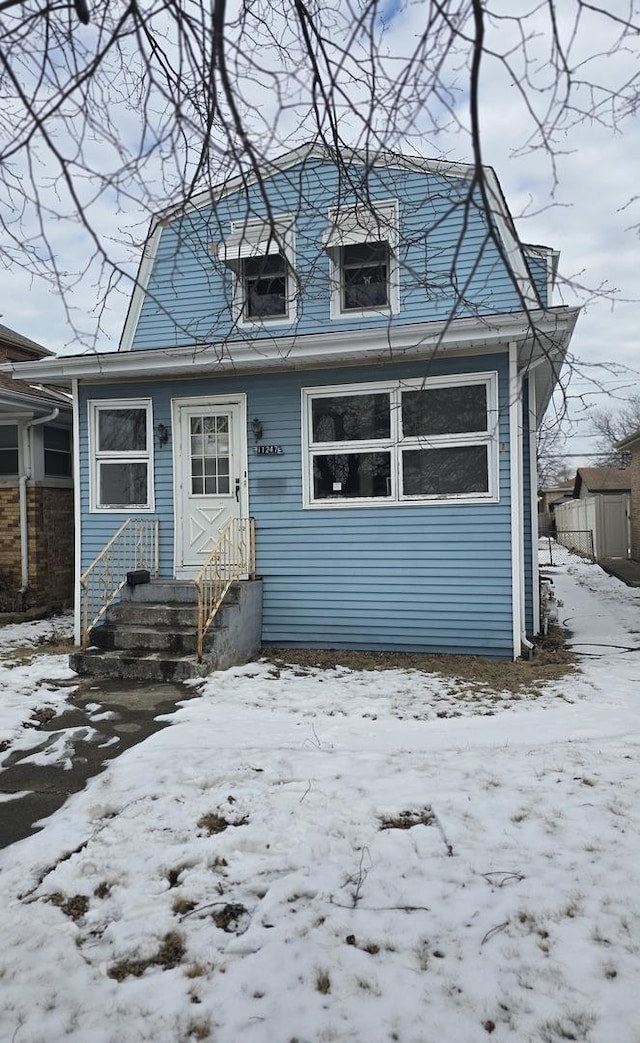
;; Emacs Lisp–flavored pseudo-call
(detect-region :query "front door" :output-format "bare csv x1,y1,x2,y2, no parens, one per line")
173,397,247,573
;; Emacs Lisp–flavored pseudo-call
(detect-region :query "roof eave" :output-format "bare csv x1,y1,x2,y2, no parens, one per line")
0,308,579,389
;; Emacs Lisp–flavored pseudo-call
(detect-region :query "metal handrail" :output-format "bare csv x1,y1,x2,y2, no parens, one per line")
80,518,159,649
194,516,255,661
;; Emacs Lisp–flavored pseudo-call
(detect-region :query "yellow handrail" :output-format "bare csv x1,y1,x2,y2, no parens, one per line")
80,518,159,650
194,517,255,661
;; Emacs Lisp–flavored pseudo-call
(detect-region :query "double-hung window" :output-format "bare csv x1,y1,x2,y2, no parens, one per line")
325,201,399,318
89,400,153,511
303,373,498,507
219,215,296,325
44,425,72,477
0,424,19,475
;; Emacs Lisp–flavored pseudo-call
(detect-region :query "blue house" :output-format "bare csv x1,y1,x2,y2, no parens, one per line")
3,144,578,677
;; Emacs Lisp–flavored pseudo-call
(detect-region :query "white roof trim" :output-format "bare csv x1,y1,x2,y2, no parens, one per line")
1,309,578,392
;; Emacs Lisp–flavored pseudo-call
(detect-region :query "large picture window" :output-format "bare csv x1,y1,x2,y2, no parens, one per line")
303,374,498,507
89,400,153,511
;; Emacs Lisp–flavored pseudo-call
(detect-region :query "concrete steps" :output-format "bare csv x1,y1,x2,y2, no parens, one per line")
69,579,262,682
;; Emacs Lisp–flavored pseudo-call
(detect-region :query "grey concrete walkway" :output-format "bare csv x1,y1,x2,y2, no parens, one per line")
0,679,194,849
600,558,640,587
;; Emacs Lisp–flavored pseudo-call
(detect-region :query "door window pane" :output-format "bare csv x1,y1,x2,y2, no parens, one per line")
402,384,487,437
98,408,147,452
100,463,148,506
190,414,231,495
313,452,392,499
312,393,390,443
402,446,489,496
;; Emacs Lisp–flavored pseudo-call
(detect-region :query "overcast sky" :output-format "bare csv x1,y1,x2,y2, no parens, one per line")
1,2,638,462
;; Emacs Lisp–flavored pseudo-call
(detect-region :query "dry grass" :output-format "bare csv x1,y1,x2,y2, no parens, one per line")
3,633,74,666
264,626,576,696
108,931,186,981
47,893,89,921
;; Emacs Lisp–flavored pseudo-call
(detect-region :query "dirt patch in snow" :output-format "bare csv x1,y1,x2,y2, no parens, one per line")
264,625,576,695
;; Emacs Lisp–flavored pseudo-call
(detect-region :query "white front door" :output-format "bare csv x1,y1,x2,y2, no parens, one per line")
173,397,247,573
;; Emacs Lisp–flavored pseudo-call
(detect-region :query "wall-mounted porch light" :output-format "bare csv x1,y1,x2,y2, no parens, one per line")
251,418,263,443
156,423,169,446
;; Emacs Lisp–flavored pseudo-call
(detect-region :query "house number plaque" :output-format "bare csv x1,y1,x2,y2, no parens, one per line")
254,445,284,455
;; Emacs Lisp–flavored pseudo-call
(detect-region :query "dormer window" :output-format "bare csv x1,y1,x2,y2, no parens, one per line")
325,201,399,319
341,241,389,310
219,216,296,325
242,253,287,319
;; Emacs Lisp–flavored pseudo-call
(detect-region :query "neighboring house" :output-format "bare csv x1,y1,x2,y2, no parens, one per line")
538,480,574,535
1,144,578,668
0,324,73,611
615,432,640,561
554,466,631,560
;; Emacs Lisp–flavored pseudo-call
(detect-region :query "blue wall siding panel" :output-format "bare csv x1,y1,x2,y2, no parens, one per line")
78,351,515,657
131,158,524,350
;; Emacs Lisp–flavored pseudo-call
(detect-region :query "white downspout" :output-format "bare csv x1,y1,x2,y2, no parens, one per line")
18,407,59,607
508,343,523,660
72,380,81,646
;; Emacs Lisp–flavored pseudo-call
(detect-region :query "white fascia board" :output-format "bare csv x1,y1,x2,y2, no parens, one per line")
119,222,164,352
484,170,539,308
0,308,579,388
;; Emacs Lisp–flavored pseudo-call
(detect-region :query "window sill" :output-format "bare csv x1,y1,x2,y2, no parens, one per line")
304,494,499,510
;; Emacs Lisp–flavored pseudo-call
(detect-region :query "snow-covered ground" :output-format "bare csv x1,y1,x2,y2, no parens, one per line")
1,547,639,1043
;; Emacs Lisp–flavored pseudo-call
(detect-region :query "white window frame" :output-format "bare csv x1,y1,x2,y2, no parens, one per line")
218,215,297,328
89,398,154,513
302,372,499,509
325,200,400,319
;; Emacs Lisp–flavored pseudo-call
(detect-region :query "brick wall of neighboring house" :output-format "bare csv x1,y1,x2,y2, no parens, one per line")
28,486,74,607
0,484,74,610
628,446,640,561
0,486,22,607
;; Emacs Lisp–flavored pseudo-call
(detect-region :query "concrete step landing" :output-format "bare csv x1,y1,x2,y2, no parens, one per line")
70,579,262,682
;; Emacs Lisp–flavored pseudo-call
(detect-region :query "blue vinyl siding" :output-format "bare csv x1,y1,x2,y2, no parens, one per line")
78,350,515,657
526,255,548,306
131,158,524,350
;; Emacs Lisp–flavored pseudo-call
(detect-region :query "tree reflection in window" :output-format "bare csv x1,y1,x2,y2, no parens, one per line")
403,446,489,496
313,452,392,499
402,384,487,436
312,393,390,442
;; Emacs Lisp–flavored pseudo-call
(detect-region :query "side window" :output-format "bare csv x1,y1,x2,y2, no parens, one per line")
0,424,19,475
90,401,153,511
44,425,72,477
304,375,498,507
